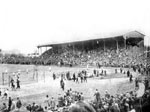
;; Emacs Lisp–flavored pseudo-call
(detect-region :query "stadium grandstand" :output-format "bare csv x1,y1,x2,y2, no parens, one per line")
37,30,147,67
1,31,150,112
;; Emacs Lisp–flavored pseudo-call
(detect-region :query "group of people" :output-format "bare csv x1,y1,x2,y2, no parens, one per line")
0,68,149,112
6,82,148,112
59,70,88,91
10,75,20,91
0,97,22,112
0,88,9,100
41,43,146,68
72,70,87,83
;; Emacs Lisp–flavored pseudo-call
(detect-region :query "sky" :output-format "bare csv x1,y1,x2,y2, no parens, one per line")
0,0,150,54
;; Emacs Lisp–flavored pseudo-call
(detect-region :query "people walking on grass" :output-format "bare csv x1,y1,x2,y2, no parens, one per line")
53,73,56,80
60,78,65,91
84,74,87,82
16,77,20,89
129,74,133,82
75,75,79,83
127,70,130,77
10,78,15,91
80,73,83,83
73,73,76,82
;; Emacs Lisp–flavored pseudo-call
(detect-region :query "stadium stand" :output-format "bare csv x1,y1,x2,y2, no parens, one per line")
39,31,146,68
0,31,150,112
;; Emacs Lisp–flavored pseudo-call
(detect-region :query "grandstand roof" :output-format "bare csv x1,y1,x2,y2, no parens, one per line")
37,30,145,48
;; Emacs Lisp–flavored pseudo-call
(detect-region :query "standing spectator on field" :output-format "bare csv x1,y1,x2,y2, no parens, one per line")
120,68,123,73
76,74,79,83
60,79,65,91
104,70,107,76
115,69,117,74
53,73,56,80
73,73,76,82
16,77,20,89
105,90,110,100
8,97,12,111
129,74,133,82
84,73,87,82
127,70,130,77
80,73,83,83
0,89,1,97
10,78,15,91
94,89,101,103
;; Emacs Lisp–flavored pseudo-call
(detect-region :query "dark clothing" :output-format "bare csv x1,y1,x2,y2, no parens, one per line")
16,79,20,89
94,92,101,102
60,79,65,90
130,75,133,82
84,75,87,82
127,71,130,77
73,73,76,82
53,73,56,80
8,98,12,111
16,100,22,109
10,79,15,89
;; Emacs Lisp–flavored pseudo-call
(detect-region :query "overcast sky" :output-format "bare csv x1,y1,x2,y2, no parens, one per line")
0,0,150,54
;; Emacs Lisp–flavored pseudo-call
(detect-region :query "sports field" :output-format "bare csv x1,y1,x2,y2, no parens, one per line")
0,64,140,109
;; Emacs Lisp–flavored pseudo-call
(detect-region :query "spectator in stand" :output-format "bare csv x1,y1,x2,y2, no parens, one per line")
135,78,139,90
144,78,149,91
